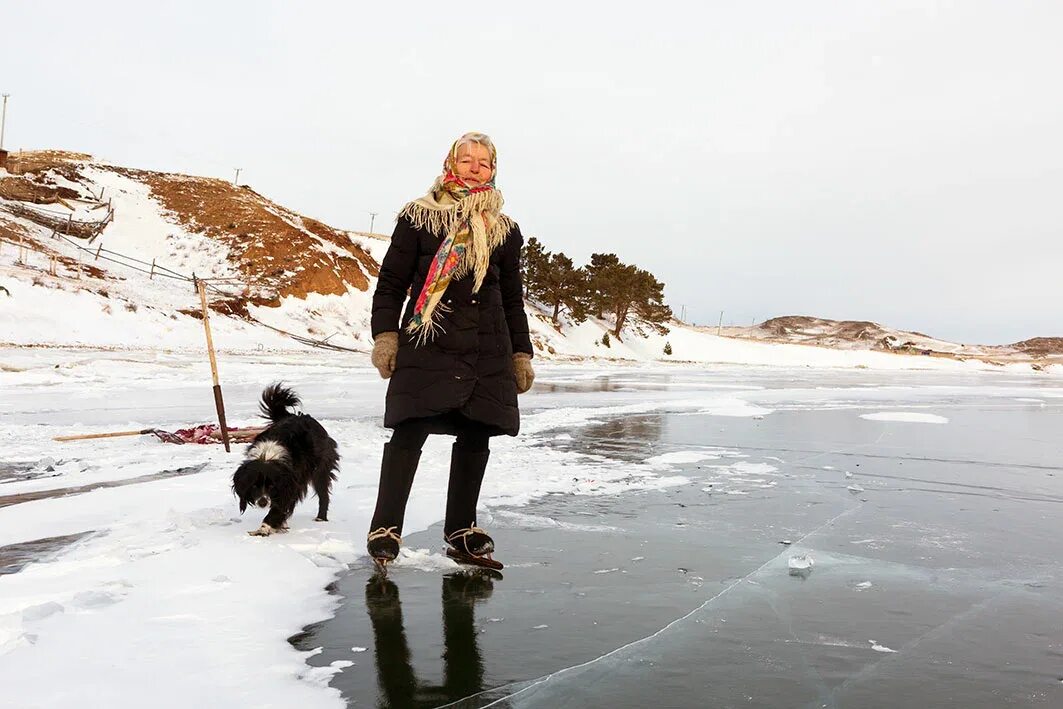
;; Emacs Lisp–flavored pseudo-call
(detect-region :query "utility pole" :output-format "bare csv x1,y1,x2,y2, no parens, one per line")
369,212,378,234
232,168,241,186
678,304,687,322
717,310,724,336
1,94,9,150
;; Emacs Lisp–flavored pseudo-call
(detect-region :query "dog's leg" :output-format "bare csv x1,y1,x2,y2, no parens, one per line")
252,506,291,536
312,465,333,522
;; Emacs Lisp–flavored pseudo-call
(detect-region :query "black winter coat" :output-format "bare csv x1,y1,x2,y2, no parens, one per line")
371,215,534,436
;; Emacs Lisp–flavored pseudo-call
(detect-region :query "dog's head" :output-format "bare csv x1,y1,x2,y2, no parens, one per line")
232,459,280,513
232,439,297,513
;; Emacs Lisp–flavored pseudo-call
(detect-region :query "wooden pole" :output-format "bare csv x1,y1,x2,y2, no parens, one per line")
54,428,157,442
77,249,82,279
197,280,231,452
95,242,103,261
717,310,724,336
150,258,155,279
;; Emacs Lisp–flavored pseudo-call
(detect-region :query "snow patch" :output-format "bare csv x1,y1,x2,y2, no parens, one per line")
860,412,949,424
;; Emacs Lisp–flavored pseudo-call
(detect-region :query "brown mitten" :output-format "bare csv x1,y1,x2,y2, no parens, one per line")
371,332,399,379
513,352,535,394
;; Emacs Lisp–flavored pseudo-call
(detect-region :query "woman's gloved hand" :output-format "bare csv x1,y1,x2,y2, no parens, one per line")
512,352,535,394
371,332,399,379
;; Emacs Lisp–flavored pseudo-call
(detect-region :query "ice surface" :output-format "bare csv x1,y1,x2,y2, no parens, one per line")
2,356,1061,708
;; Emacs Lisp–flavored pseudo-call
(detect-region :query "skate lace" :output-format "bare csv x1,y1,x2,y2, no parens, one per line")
367,526,401,544
445,526,491,554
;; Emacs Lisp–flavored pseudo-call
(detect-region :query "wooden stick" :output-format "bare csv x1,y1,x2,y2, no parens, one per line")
198,281,231,452
54,428,156,442
209,426,265,442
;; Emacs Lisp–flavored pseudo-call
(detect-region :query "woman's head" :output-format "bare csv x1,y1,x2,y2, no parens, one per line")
445,132,496,188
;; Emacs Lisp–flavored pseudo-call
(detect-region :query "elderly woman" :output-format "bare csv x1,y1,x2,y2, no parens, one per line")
367,132,535,567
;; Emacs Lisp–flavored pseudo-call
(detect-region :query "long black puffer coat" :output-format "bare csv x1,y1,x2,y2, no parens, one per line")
370,215,534,436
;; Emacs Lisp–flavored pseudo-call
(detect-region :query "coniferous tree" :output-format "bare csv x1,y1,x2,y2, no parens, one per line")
585,253,623,319
522,241,672,338
520,236,549,298
533,252,588,325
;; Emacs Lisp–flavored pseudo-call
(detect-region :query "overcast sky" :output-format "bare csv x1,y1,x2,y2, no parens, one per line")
3,1,1060,343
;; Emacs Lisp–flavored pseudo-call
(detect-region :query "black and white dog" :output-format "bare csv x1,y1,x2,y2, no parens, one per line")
232,383,339,536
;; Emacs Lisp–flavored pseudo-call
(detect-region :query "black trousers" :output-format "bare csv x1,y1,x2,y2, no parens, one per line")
370,413,494,537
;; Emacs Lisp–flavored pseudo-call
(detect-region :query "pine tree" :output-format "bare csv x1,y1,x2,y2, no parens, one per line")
520,236,549,299
530,252,588,325
585,253,623,320
632,269,673,333
663,341,672,355
601,332,611,347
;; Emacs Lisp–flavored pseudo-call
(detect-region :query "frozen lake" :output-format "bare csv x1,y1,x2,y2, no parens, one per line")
1,349,1061,707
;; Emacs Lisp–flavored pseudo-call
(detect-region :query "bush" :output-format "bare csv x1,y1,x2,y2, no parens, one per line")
663,341,672,356
601,332,611,348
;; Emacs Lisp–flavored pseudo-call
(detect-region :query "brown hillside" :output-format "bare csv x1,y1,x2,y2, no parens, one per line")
1012,337,1063,356
6,151,378,302
103,166,378,300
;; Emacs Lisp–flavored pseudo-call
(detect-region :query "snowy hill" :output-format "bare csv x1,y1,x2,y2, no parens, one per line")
0,151,1057,375
1,151,381,352
714,316,1062,371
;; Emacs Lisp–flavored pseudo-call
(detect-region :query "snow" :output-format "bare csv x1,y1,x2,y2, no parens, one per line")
860,412,950,424
0,354,760,708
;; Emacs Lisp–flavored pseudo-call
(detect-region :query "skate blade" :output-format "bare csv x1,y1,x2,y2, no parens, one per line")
446,547,504,571
371,557,391,577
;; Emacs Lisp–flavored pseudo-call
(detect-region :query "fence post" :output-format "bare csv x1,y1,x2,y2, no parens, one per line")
66,214,73,234
77,250,82,279
95,243,103,261
150,258,155,279
197,281,231,453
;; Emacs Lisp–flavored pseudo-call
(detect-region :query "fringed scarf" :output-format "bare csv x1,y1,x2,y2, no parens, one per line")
399,135,513,345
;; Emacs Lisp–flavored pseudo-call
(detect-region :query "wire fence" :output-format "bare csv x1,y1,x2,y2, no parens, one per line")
0,227,368,354
2,203,114,240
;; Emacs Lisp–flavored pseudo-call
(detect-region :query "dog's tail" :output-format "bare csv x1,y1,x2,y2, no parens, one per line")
259,383,301,423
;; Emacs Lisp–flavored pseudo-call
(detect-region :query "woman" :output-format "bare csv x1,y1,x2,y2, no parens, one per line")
367,132,535,565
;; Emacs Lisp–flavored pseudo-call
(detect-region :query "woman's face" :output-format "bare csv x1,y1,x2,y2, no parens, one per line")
453,142,494,186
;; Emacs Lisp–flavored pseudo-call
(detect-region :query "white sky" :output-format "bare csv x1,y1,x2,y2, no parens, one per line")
3,1,1060,343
